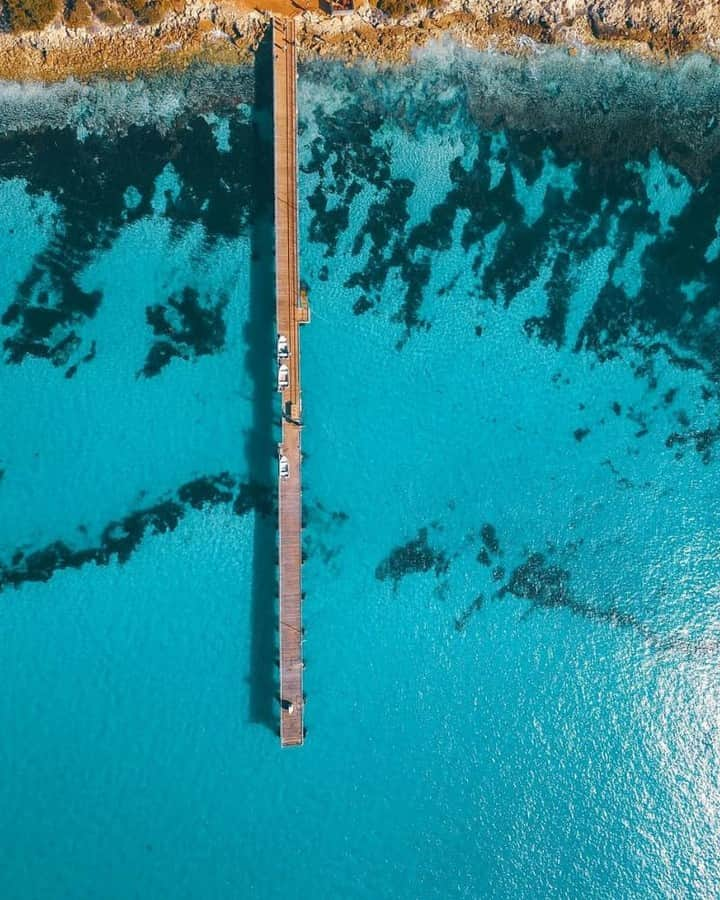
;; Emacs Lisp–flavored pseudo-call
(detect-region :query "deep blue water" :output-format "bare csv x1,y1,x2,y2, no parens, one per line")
2,42,720,899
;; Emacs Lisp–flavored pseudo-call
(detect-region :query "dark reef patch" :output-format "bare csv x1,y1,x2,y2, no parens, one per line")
494,547,720,657
665,423,720,465
307,184,349,256
373,514,719,654
177,472,235,509
0,472,272,593
477,548,491,566
454,594,484,632
353,296,374,316
601,458,634,490
141,286,228,377
524,249,572,347
498,551,652,637
1,107,256,372
481,524,501,556
301,97,392,258
500,552,572,609
302,95,444,344
375,526,449,586
298,61,720,461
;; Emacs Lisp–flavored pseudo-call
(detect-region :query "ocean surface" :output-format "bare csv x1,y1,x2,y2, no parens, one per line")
1,40,720,899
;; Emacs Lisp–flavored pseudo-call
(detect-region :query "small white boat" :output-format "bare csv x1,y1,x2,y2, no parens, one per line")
277,335,289,358
279,455,289,479
278,364,289,391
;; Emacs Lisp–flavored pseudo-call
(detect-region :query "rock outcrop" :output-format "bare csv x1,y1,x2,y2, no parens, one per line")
1,0,720,81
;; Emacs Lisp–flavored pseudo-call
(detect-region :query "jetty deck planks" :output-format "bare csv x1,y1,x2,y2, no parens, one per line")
273,17,306,748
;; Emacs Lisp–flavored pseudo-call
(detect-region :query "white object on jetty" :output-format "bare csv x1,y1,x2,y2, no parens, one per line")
278,364,290,390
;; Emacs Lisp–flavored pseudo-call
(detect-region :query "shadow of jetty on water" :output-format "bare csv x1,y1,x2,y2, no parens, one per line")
245,28,279,733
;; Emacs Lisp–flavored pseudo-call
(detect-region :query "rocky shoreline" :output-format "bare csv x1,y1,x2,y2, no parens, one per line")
2,0,720,82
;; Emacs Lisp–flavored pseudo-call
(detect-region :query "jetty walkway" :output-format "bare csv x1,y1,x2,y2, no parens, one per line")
273,16,309,748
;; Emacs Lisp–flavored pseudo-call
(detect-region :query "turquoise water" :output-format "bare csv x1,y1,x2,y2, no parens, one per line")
2,43,720,898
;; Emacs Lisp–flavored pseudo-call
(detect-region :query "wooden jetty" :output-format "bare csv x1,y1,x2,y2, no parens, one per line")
273,16,309,748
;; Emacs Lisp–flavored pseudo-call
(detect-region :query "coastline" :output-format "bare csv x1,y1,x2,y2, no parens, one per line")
2,0,720,83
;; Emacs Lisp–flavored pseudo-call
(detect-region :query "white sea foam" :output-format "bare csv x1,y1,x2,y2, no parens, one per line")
302,42,720,176
0,65,254,137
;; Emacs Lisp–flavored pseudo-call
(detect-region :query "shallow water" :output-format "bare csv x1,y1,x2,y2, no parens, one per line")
1,43,720,899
